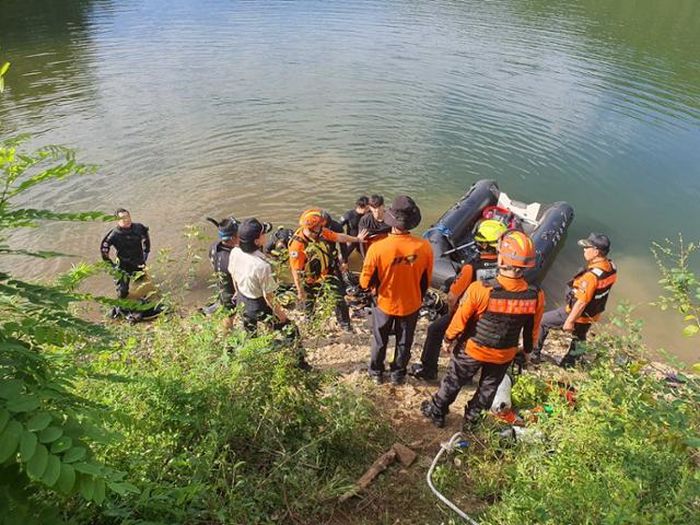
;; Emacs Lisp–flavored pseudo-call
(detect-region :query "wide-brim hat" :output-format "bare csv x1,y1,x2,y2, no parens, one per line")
385,195,422,230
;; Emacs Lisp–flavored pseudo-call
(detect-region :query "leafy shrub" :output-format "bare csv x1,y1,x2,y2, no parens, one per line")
461,308,700,525
69,313,388,524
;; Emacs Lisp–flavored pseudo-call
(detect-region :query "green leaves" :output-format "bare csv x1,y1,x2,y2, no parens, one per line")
682,324,699,337
26,412,52,432
55,463,75,493
62,446,86,463
0,420,22,462
19,431,37,461
37,426,62,444
6,395,41,413
26,443,48,479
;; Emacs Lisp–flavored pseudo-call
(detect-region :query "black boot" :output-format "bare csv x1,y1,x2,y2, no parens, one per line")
420,400,445,428
408,363,437,381
463,407,482,429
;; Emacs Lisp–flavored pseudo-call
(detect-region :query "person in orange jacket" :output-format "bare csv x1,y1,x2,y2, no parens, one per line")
289,208,367,330
533,232,617,366
421,230,545,428
360,196,433,385
409,219,507,381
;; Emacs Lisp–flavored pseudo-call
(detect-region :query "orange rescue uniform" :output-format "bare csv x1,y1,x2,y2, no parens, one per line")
567,258,616,324
446,274,545,364
360,232,433,316
288,227,339,284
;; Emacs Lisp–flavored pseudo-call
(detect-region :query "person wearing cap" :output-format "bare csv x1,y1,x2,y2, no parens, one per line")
358,195,392,258
421,231,545,428
100,208,151,302
289,208,367,331
359,196,433,385
340,195,369,258
409,219,507,381
228,218,288,334
533,232,617,366
205,217,239,328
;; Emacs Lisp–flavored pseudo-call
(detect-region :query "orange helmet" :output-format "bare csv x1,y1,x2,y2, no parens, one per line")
299,208,326,230
498,231,536,268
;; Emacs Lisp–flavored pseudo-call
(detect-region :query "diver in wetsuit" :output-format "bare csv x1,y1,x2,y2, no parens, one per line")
206,217,239,325
100,208,151,299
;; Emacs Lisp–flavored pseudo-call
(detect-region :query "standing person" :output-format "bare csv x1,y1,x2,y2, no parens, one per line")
340,196,369,258
358,195,392,257
100,208,151,301
289,208,367,331
409,219,507,381
533,233,617,366
205,217,239,329
360,196,433,385
228,218,287,335
421,231,545,428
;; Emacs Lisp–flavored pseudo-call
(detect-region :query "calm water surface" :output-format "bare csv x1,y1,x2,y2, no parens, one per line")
1,0,699,360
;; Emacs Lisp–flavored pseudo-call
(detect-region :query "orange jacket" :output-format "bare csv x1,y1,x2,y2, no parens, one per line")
566,258,616,324
359,232,433,316
446,274,545,364
288,228,339,284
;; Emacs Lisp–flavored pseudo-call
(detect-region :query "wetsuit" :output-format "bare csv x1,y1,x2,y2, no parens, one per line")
208,241,237,310
340,209,366,257
100,223,150,298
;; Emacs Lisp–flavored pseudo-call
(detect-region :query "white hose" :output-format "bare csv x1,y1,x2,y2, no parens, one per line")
426,432,480,525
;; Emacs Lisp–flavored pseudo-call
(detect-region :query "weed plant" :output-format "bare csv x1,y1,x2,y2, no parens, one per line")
69,312,389,524
441,306,699,525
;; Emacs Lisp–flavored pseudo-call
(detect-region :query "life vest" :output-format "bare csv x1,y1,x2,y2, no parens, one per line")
472,254,499,282
566,261,617,319
291,228,336,282
471,280,539,350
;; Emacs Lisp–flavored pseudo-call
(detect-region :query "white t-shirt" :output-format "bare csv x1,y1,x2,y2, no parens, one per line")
228,247,278,300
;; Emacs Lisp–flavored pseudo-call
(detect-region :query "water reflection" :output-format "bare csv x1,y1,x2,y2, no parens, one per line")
0,0,698,360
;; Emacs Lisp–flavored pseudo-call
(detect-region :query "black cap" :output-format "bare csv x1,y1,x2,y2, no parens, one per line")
238,218,272,242
217,217,239,240
577,233,611,254
385,195,422,230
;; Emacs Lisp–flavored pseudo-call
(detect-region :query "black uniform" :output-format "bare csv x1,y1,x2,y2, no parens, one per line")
340,209,366,258
208,241,237,310
100,223,150,299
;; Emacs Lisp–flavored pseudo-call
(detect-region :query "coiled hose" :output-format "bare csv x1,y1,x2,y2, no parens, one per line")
426,432,480,525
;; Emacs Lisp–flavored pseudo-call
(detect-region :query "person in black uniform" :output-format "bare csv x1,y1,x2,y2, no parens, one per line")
204,217,239,328
100,209,150,300
339,196,368,258
358,195,391,258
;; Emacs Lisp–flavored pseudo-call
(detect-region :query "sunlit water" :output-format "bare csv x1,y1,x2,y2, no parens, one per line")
1,0,699,361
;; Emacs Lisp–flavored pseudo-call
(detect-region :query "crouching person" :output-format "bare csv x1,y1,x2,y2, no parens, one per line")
421,231,544,428
229,218,309,368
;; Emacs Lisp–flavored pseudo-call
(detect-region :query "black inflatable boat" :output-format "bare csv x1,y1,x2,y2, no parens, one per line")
424,180,574,290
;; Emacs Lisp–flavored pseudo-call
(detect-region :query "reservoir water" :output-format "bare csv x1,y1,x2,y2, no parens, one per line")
1,0,699,361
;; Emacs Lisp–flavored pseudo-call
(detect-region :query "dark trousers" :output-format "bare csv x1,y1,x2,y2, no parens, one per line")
304,274,351,327
431,349,510,416
535,307,591,354
369,307,419,381
239,295,296,337
115,265,142,299
419,312,453,375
